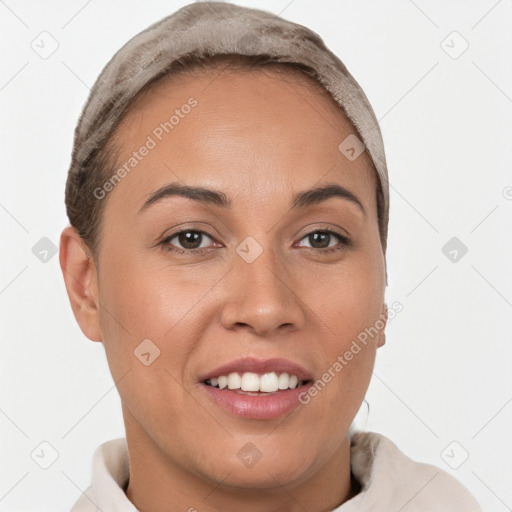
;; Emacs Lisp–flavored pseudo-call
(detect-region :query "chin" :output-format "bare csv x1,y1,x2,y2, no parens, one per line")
195,442,312,490
212,463,308,490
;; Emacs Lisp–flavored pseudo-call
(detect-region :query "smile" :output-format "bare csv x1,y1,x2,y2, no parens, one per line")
198,357,314,419
204,371,306,393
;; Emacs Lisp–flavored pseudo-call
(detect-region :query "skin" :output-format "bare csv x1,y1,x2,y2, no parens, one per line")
60,65,388,512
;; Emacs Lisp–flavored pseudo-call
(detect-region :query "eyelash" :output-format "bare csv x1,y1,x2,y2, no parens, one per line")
160,228,351,255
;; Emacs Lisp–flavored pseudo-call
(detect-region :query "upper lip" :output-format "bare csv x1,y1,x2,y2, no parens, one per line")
198,357,314,382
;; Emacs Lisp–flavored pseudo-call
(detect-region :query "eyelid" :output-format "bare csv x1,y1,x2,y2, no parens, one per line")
293,221,351,243
294,221,350,239
159,225,351,255
294,228,351,250
161,228,218,251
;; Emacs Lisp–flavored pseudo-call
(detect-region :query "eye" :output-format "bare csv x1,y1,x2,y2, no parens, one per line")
161,229,216,253
296,229,350,253
159,228,351,255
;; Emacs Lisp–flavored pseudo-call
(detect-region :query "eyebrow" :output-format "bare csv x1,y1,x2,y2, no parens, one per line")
138,181,366,216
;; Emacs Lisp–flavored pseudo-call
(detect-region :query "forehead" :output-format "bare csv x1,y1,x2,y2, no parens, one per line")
106,65,377,210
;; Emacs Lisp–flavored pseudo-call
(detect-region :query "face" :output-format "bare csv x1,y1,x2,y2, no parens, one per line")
65,66,387,493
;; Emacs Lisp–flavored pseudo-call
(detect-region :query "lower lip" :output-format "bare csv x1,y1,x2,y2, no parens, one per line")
199,382,312,420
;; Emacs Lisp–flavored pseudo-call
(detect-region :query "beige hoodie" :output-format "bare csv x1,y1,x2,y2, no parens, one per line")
70,431,482,512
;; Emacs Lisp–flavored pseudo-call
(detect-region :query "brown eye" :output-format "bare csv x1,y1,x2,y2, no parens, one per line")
162,230,214,252
176,231,203,249
307,232,331,249
297,230,350,253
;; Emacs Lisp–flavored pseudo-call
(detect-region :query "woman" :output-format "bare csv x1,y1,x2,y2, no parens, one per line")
59,2,482,511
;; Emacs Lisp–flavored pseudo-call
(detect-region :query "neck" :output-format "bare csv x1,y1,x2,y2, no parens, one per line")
123,410,359,512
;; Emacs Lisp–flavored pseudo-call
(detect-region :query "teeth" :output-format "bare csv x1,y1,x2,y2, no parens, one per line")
227,372,242,389
205,371,305,392
278,372,290,390
260,372,279,392
241,372,260,391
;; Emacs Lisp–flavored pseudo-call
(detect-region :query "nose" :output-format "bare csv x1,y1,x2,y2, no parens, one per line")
220,244,306,336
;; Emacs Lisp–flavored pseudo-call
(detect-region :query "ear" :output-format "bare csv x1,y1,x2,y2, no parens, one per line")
376,302,388,348
59,226,102,342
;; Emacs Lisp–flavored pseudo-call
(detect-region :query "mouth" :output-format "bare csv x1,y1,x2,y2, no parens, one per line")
197,357,314,419
203,371,312,395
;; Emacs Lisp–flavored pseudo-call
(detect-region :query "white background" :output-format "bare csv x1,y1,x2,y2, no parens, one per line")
1,1,511,510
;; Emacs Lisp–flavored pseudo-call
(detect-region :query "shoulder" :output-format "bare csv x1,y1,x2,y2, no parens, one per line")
346,431,482,512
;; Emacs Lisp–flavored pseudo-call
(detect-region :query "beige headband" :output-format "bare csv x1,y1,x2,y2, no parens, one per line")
69,1,389,258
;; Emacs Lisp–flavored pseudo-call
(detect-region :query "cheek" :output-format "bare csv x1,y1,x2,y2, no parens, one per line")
301,252,383,406
96,248,226,372
305,251,384,343
95,252,215,440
